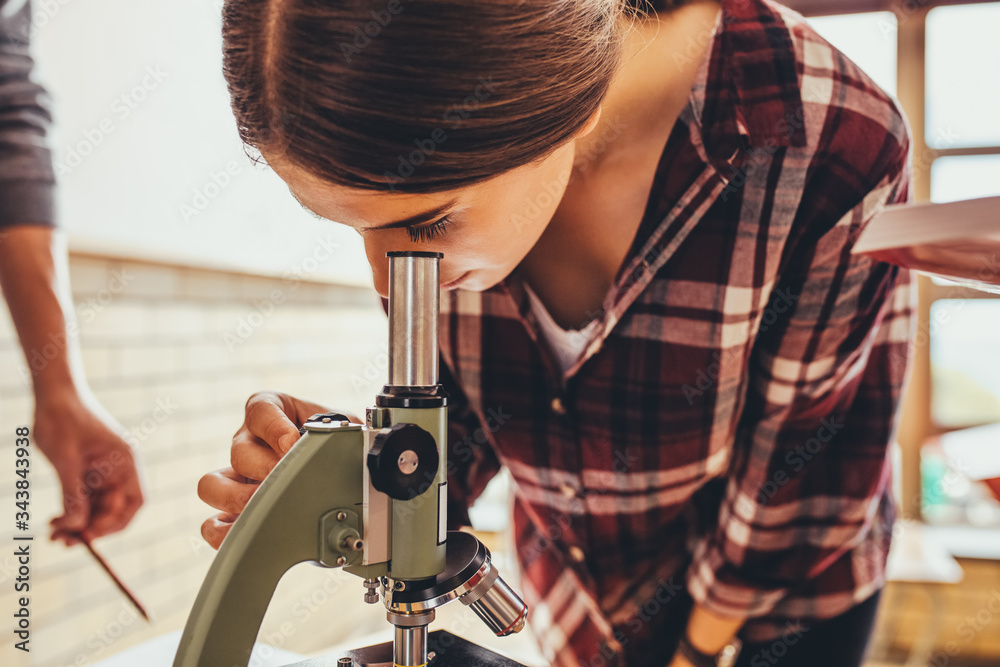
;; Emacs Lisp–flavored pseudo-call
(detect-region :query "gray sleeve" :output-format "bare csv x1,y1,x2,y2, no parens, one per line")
0,0,57,229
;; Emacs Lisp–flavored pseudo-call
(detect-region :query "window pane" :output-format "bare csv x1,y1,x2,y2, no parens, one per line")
931,155,1000,203
927,4,1000,149
807,12,897,98
930,300,1000,428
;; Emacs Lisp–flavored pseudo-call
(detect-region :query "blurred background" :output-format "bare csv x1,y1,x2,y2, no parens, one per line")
0,0,998,665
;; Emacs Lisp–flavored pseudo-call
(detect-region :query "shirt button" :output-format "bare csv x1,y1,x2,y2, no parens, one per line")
568,545,586,563
559,483,578,498
551,397,566,415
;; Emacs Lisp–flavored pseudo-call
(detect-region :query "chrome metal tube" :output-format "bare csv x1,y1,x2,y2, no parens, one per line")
393,624,428,667
466,574,528,636
387,252,440,387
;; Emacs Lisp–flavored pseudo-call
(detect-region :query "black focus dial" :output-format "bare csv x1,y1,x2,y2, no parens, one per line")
367,423,440,500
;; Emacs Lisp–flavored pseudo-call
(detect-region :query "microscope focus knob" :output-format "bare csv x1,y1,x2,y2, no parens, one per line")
367,423,440,501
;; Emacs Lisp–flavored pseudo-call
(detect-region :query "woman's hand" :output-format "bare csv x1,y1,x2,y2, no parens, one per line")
198,391,361,550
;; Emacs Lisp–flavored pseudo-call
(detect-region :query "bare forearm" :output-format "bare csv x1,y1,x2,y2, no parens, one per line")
0,225,85,401
671,601,745,667
686,602,744,653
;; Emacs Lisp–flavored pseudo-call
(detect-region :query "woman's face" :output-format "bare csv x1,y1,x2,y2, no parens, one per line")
263,110,601,298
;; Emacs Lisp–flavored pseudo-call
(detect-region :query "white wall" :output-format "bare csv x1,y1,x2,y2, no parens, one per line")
30,0,371,285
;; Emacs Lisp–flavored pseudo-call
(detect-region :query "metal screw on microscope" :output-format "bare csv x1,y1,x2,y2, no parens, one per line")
336,511,348,521
363,578,380,604
336,556,347,566
337,658,354,666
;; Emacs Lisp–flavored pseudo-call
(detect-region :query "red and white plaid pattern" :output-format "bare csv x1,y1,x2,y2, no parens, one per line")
435,1,915,664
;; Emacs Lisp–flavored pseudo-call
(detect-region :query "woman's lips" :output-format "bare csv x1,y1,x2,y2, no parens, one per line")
441,271,471,290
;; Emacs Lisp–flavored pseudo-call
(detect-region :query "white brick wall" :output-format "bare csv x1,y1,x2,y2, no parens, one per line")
0,253,391,666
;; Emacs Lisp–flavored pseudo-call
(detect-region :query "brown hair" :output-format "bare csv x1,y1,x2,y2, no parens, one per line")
221,0,693,193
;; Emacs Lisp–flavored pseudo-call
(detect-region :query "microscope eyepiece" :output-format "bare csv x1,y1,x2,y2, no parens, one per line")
385,252,440,388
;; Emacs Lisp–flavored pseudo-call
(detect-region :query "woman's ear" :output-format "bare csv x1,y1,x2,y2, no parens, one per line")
575,105,603,139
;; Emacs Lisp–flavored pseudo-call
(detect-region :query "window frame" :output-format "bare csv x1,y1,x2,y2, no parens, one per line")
787,0,1000,520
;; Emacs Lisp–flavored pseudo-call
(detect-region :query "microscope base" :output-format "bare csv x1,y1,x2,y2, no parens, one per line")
285,630,527,666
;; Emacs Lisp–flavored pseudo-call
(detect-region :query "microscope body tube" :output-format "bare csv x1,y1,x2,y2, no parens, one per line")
388,252,439,388
385,406,448,581
379,252,449,582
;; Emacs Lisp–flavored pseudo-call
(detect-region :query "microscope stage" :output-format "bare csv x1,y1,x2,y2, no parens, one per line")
285,630,528,666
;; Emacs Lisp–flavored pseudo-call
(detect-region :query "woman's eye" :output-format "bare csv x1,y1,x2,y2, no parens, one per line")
407,216,454,243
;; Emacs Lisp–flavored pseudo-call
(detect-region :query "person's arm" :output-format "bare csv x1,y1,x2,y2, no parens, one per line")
0,0,144,546
674,126,914,663
1,227,80,401
0,227,146,546
439,354,504,531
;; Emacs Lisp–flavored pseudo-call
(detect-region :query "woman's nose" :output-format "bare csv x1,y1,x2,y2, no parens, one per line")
371,264,390,300
365,237,454,298
364,240,391,298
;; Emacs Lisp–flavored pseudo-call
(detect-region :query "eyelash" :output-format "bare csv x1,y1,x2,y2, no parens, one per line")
407,216,454,243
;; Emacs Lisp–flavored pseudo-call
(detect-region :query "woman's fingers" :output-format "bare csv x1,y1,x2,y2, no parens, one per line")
197,467,260,515
230,433,281,481
244,392,304,456
198,391,361,551
201,512,239,551
286,394,363,428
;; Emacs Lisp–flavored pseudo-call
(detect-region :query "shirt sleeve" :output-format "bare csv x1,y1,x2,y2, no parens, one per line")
0,0,58,229
439,356,503,530
685,132,915,618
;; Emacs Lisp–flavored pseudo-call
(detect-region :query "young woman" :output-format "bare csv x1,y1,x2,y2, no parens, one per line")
197,0,914,665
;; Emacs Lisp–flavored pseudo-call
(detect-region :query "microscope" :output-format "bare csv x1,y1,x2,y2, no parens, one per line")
173,251,528,667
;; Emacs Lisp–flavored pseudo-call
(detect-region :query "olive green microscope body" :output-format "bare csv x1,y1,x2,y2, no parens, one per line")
173,252,526,667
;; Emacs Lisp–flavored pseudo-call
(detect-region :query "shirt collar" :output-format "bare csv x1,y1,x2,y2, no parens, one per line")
491,0,810,382
695,0,808,168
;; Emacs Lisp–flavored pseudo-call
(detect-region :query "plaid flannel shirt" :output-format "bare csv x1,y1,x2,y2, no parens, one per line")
436,0,915,664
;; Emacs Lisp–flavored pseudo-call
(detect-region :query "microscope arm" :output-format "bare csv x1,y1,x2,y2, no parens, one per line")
174,424,367,667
